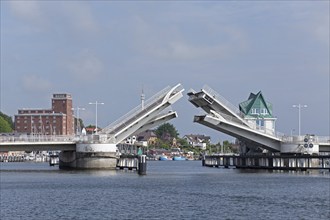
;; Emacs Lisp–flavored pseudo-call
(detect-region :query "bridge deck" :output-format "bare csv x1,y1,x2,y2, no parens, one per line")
0,142,76,152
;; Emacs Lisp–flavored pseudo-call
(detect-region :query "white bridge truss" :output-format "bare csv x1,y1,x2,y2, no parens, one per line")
100,83,184,144
188,85,330,153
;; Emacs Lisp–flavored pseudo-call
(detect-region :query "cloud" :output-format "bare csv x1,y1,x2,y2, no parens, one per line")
60,2,99,33
131,16,248,61
22,75,52,92
288,2,329,46
8,0,46,30
66,50,104,82
310,14,329,46
9,1,42,21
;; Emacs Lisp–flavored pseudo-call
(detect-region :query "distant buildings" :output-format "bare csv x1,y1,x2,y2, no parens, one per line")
133,130,211,150
14,94,74,135
182,134,211,150
136,130,157,146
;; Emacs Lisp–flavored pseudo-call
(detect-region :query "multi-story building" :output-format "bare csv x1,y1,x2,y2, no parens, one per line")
14,94,74,135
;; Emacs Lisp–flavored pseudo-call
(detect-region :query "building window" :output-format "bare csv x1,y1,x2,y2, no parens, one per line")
24,120,27,124
251,108,258,114
261,108,268,115
256,119,264,127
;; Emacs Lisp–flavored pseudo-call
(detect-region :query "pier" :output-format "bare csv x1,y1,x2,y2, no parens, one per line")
203,154,330,171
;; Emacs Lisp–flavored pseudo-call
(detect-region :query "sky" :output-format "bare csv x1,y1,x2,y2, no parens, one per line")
0,1,329,143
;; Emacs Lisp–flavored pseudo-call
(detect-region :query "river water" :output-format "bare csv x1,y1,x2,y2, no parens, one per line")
0,161,329,220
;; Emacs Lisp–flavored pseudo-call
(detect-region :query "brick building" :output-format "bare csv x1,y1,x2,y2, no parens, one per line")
14,94,74,135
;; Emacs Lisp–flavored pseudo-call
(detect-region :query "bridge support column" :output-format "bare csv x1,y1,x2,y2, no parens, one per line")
138,155,147,175
59,143,118,169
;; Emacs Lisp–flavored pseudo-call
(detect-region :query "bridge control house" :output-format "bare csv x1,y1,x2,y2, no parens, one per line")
14,94,74,135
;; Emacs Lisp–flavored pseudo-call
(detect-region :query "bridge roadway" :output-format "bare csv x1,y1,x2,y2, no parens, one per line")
0,136,76,152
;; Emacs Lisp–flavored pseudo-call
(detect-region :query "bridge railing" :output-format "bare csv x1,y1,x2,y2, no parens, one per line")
317,136,330,143
202,85,255,128
202,85,242,115
0,135,76,143
101,86,171,134
281,135,330,144
102,84,185,136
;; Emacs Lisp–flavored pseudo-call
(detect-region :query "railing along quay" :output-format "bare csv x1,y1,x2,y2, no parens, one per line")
203,154,330,171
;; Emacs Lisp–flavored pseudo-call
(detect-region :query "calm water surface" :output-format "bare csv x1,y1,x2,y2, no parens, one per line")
1,161,329,220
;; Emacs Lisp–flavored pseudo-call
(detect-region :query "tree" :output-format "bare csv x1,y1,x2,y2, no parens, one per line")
0,116,13,133
177,138,189,147
74,118,85,133
155,123,179,141
0,112,14,130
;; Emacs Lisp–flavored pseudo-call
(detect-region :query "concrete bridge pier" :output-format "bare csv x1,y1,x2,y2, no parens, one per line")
59,143,117,169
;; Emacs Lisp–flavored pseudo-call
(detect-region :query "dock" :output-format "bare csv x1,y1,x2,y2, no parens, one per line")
203,154,330,171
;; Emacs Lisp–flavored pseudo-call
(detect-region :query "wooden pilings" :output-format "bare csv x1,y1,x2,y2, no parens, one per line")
203,154,330,171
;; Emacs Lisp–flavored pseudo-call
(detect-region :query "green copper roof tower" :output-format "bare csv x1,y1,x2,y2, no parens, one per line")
239,91,276,133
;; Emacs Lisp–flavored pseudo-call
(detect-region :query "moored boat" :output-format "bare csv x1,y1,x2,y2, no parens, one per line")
159,155,169,161
172,156,186,161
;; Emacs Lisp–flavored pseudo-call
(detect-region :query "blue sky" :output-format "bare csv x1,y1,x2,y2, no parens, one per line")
1,1,329,142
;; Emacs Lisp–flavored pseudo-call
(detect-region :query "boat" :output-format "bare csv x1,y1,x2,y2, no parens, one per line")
172,156,186,161
159,155,169,161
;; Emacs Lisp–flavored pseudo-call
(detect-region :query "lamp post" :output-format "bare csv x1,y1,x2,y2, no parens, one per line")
292,104,307,136
72,107,85,135
89,101,104,134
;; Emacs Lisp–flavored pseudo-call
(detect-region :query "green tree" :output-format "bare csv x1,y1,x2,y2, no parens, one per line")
74,118,85,132
0,116,13,133
177,138,189,147
155,123,179,140
0,112,14,130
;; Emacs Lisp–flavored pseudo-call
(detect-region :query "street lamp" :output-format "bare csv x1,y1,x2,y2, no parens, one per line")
89,101,104,134
72,107,85,135
292,104,307,136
